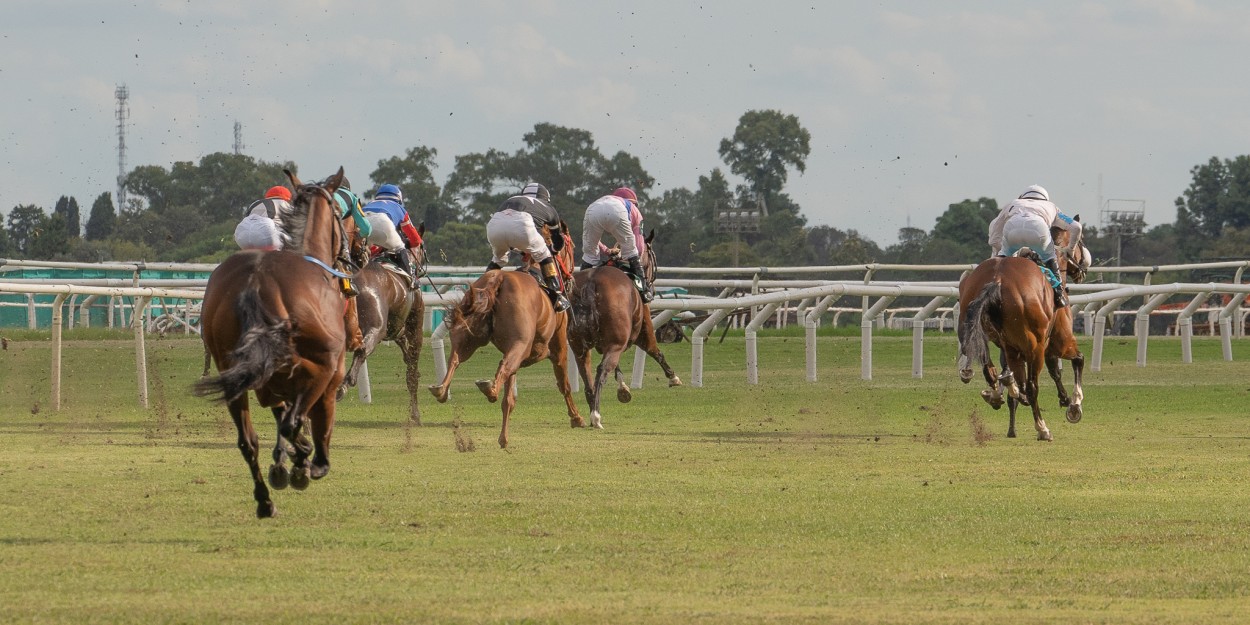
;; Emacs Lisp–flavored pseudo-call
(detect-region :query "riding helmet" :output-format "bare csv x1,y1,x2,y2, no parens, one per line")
521,182,551,203
1018,185,1049,201
376,183,404,204
612,187,638,202
264,186,292,202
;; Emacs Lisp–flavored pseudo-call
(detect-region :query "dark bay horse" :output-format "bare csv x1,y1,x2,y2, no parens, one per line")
338,225,428,423
195,168,356,518
427,225,583,448
569,230,681,429
957,224,1085,441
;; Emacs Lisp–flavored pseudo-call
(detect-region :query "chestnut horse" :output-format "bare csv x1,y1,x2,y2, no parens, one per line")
338,226,428,423
568,230,681,429
195,168,356,518
427,225,583,448
957,223,1085,441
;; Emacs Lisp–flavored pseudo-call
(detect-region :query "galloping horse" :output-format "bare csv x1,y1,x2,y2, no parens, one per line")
195,168,356,518
957,222,1085,441
338,225,428,423
427,223,583,448
568,229,682,429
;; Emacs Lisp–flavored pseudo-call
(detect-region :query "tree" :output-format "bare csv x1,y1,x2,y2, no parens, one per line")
717,110,811,213
6,204,46,257
928,197,1000,262
28,212,70,259
1175,155,1250,260
0,224,13,257
369,146,443,226
53,196,81,239
85,192,117,240
423,222,490,267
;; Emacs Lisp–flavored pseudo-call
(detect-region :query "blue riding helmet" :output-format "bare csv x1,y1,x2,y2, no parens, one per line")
376,183,404,204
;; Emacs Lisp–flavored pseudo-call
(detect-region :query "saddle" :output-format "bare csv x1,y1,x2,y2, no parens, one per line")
1014,248,1062,291
373,252,416,288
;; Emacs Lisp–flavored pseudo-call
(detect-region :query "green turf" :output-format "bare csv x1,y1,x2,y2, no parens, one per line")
0,330,1248,624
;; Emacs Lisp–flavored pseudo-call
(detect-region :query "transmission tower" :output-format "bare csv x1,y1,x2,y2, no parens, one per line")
115,85,130,210
233,120,245,155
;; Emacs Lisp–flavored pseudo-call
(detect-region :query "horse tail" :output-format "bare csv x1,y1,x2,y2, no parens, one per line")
453,270,505,335
961,281,1002,371
194,288,292,403
568,273,600,338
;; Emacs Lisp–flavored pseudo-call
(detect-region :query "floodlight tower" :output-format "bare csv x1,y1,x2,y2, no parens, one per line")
233,120,245,155
1100,199,1146,283
715,201,761,267
115,85,130,210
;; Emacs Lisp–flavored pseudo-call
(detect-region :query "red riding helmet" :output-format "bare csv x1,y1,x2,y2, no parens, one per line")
264,186,292,202
612,187,637,202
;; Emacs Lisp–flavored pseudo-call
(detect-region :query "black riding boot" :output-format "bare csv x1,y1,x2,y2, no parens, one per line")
393,248,416,281
627,256,654,304
485,260,503,272
540,258,571,313
579,260,595,270
1044,258,1067,308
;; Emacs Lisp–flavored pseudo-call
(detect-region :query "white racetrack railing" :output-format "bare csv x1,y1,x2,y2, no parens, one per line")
3,259,1249,409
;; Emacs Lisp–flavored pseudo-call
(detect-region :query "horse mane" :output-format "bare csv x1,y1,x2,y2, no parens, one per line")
282,187,315,252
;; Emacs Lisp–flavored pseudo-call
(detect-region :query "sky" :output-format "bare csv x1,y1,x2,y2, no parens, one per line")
3,0,1250,246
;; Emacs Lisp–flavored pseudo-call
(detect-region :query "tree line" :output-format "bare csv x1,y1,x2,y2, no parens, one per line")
3,110,1249,284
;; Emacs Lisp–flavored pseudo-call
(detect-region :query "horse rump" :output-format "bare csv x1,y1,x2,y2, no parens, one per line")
452,270,505,335
194,288,293,403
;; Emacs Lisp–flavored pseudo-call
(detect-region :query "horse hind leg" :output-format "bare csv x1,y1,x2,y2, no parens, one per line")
267,404,292,490
1066,351,1085,424
637,319,682,387
498,374,518,448
614,366,631,404
477,347,526,403
229,396,275,518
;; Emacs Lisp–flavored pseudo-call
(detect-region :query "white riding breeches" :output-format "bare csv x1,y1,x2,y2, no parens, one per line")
363,212,404,250
487,209,550,265
582,197,637,265
1000,214,1056,261
234,215,283,251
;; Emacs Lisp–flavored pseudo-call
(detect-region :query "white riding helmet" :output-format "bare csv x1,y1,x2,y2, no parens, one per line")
1018,185,1049,201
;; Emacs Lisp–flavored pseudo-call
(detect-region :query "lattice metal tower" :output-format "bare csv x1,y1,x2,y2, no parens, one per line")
115,85,130,210
233,120,244,155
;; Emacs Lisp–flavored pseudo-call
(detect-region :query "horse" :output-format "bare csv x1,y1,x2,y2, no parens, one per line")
338,225,428,423
427,223,584,448
568,229,682,429
195,167,357,518
1025,234,1090,433
956,222,1085,441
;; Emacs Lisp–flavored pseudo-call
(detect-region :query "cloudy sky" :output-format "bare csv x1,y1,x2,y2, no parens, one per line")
3,0,1249,246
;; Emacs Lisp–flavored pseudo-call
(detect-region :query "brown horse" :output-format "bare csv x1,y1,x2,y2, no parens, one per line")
957,224,1084,441
338,226,428,423
569,230,681,429
195,167,356,518
427,225,583,448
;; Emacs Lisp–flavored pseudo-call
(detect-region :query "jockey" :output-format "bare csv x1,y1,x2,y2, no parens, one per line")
485,182,571,312
233,185,292,251
332,183,371,298
988,184,1083,308
581,187,653,303
361,183,424,280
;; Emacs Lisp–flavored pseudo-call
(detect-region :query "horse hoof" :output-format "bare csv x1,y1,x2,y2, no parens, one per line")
572,416,588,429
1037,430,1053,442
617,387,632,403
335,386,346,402
1066,405,1083,424
980,390,1003,410
669,377,683,387
289,466,311,491
590,411,603,429
428,385,447,403
256,500,276,519
310,462,329,480
268,464,290,490
475,380,497,401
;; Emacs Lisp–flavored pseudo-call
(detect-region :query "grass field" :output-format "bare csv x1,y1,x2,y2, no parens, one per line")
1,329,1249,624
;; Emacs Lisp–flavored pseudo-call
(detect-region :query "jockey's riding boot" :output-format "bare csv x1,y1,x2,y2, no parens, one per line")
579,260,595,270
394,248,416,280
540,258,571,313
1044,258,1067,308
485,261,503,272
344,297,363,352
627,256,655,304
